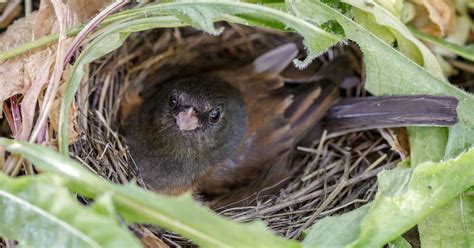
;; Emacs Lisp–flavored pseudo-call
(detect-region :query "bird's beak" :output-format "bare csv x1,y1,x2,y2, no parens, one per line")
175,107,200,131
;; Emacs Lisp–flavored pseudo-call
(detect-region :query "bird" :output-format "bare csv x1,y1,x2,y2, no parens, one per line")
123,75,248,195
122,42,353,198
122,43,458,207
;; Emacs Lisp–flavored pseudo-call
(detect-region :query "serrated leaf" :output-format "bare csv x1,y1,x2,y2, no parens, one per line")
344,0,444,77
0,137,299,248
0,173,140,248
302,148,474,247
352,148,474,247
352,9,396,45
286,1,474,247
286,0,474,159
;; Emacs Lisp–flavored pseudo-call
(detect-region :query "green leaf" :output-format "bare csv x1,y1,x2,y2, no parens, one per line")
301,148,474,247
285,3,474,246
0,137,299,248
320,0,352,14
407,127,447,166
59,0,341,154
344,2,474,246
409,127,474,247
375,0,404,17
418,195,474,247
342,0,444,78
0,173,140,248
388,236,412,248
352,8,395,45
303,205,371,247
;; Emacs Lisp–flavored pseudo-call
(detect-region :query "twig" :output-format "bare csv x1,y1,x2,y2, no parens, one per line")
296,153,351,236
10,96,21,138
364,154,387,173
25,0,32,16
296,178,348,237
449,59,474,74
302,130,328,176
2,102,13,134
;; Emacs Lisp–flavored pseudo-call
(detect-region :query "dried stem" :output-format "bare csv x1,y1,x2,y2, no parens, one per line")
10,96,21,138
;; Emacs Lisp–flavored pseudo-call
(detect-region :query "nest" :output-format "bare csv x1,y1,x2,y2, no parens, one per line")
72,24,400,246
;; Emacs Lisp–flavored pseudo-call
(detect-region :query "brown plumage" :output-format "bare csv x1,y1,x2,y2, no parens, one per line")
196,44,359,206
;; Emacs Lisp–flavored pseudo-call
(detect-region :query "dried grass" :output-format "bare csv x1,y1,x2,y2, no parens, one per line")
72,24,401,246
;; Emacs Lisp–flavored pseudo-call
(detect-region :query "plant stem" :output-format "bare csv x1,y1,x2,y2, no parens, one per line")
0,28,80,63
10,96,21,138
410,27,474,62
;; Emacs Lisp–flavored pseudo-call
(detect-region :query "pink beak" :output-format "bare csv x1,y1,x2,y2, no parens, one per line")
175,107,200,131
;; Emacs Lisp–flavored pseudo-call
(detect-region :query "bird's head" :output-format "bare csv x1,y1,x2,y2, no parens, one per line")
153,77,247,161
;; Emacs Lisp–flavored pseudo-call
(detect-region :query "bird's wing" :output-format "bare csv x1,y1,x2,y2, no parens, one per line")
199,44,359,207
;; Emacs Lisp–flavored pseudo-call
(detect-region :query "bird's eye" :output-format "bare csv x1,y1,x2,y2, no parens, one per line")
168,94,178,109
209,107,221,123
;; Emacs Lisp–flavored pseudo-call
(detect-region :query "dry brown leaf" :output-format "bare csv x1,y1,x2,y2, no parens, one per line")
30,0,74,144
1,0,113,145
0,0,22,29
379,128,410,159
412,0,456,37
34,0,112,36
0,1,66,143
140,229,170,248
0,11,38,105
0,59,26,103
33,0,56,37
0,13,36,52
17,52,55,141
470,25,474,43
49,94,79,145
51,102,79,145
69,0,113,26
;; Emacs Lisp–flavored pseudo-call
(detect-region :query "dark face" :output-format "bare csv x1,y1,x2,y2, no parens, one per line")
125,76,247,190
164,83,226,137
151,76,247,163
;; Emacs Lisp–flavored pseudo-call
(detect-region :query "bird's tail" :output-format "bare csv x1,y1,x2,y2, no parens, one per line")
324,95,458,136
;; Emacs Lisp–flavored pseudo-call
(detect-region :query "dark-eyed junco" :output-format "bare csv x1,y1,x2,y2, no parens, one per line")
123,43,457,206
123,75,248,195
123,43,350,196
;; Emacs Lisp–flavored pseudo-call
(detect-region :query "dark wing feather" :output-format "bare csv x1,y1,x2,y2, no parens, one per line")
324,95,458,135
199,52,359,207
